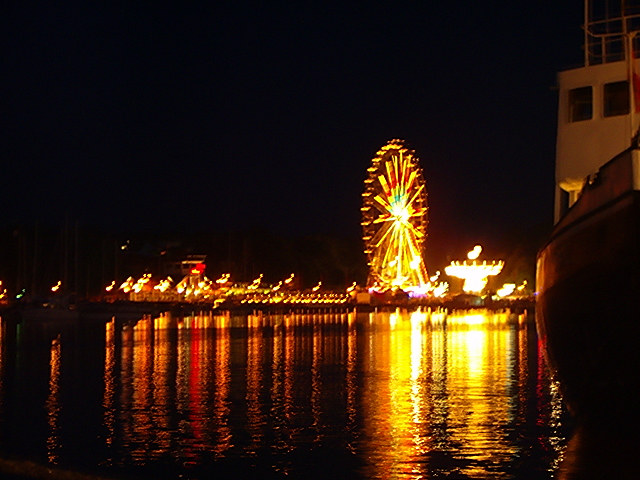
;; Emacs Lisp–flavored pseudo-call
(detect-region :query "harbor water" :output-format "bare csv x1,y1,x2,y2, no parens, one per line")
0,309,572,479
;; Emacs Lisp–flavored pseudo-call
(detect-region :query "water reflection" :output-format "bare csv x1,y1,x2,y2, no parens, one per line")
0,319,4,418
0,309,571,479
556,426,637,480
46,336,61,464
103,317,115,455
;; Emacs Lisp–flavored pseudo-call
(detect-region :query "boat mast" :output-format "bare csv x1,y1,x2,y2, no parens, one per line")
585,0,590,66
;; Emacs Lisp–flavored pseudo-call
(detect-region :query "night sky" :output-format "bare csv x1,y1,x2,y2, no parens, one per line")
5,2,585,266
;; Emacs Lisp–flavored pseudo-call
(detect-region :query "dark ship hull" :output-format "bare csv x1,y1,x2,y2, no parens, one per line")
536,148,640,425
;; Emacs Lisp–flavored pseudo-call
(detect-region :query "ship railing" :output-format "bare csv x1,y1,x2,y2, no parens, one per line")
584,13,640,65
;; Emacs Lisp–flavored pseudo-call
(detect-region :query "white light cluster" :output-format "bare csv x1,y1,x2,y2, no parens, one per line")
444,245,504,294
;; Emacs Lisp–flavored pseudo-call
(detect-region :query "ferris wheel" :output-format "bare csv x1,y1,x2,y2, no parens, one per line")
361,140,429,293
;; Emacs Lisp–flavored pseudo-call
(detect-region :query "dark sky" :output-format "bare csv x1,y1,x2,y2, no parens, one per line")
5,2,584,259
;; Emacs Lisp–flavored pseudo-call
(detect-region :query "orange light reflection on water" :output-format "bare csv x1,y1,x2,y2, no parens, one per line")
246,322,265,452
97,309,557,477
0,319,4,416
103,318,115,458
151,313,172,458
46,337,61,464
210,323,231,456
360,309,528,478
129,316,154,463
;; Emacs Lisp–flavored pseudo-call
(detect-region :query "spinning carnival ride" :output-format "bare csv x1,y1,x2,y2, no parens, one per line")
362,140,429,294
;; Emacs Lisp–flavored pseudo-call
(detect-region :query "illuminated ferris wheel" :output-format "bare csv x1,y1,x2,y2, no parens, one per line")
361,140,429,293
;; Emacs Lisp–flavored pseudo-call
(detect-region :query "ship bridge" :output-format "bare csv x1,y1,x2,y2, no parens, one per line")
555,0,640,222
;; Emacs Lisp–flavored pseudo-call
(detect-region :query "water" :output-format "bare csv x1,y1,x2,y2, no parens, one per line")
0,309,571,479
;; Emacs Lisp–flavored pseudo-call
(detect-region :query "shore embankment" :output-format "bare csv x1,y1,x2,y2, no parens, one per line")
1,296,535,328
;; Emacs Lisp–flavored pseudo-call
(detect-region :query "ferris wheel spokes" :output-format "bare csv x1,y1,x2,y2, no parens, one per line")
362,140,429,293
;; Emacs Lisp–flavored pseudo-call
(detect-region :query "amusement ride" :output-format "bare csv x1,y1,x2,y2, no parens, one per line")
361,140,430,295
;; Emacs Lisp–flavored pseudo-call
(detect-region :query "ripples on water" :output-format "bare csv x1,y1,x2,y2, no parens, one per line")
0,309,570,479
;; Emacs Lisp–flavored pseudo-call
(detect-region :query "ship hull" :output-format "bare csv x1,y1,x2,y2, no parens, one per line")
536,153,640,426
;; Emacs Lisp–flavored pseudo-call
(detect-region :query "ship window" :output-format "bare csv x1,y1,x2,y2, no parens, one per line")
603,81,629,117
568,86,592,122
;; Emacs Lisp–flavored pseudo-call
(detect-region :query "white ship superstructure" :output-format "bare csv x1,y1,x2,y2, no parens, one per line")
555,1,640,222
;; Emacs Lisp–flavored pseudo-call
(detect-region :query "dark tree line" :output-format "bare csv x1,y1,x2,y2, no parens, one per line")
0,223,368,300
0,218,548,301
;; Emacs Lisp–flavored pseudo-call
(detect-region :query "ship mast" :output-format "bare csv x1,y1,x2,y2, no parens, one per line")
584,0,589,67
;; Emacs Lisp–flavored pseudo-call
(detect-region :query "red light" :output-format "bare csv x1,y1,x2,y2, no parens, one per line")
191,263,206,275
